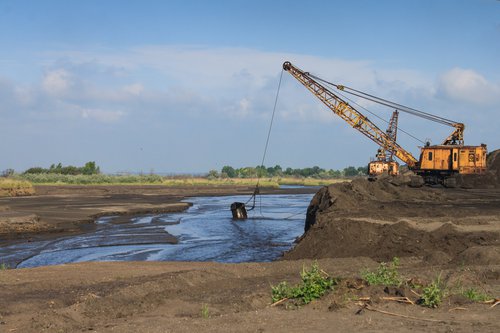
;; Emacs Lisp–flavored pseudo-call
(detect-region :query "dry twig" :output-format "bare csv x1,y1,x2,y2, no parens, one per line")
357,297,371,302
410,289,421,298
381,296,415,305
482,299,500,308
448,307,467,312
270,298,288,307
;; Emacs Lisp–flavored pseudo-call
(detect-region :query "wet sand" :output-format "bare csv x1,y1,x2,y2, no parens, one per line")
0,184,316,246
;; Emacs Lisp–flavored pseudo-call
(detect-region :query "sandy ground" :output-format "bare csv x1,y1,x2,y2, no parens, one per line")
1,182,499,332
1,259,499,333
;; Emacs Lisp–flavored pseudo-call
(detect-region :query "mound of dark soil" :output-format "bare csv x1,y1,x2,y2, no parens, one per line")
487,148,500,182
303,178,439,232
285,178,500,263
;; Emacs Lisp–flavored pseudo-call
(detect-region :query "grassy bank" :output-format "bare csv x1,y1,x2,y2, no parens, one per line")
17,174,349,187
18,173,164,185
0,178,35,197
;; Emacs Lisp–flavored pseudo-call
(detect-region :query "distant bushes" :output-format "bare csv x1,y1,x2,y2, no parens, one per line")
11,161,366,186
24,161,100,176
219,165,368,179
20,173,164,185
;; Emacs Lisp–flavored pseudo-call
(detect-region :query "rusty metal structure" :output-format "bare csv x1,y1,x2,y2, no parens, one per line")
283,61,487,183
369,110,400,176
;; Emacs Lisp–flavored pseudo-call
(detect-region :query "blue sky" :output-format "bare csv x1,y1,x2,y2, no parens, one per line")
0,0,499,173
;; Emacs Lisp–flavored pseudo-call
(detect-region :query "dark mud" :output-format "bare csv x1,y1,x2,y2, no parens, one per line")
284,177,500,264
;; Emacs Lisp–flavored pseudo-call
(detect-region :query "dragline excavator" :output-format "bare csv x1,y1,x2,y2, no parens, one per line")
282,61,487,184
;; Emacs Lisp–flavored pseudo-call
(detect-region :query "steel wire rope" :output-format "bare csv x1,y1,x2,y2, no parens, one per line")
309,74,457,126
308,74,426,145
335,89,426,145
246,69,284,216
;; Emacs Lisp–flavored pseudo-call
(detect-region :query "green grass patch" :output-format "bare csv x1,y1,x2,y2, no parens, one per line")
16,173,349,187
461,287,490,302
271,262,338,305
0,263,10,270
361,257,402,287
161,177,280,187
201,304,209,318
18,173,165,185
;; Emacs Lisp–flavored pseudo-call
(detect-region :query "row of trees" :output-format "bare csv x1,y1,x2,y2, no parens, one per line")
210,165,368,179
23,162,101,176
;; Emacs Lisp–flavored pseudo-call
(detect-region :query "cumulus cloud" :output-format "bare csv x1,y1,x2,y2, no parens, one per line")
3,45,498,132
437,68,500,105
2,45,499,173
42,69,73,96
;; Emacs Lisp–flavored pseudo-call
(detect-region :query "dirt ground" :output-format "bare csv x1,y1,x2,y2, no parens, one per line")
1,170,500,332
1,258,499,333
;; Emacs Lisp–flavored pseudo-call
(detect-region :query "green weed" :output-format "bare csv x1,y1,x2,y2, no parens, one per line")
420,275,445,308
462,288,490,302
201,304,209,318
0,263,9,270
271,262,337,305
361,257,402,287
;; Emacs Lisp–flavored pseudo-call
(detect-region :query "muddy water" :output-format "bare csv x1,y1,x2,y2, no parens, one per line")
1,193,313,268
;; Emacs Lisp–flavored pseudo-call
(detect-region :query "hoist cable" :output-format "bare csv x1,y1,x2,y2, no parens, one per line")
258,68,284,186
246,69,284,212
334,89,426,145
306,73,426,145
310,74,457,126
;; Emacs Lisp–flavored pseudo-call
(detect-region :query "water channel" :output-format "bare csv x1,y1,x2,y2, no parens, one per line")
0,193,314,268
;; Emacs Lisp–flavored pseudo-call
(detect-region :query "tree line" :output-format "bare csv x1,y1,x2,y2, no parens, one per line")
23,162,101,175
210,165,368,179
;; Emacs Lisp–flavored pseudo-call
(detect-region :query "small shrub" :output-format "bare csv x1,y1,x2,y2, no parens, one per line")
271,262,337,305
0,263,9,270
420,276,444,308
362,257,402,287
462,288,489,302
271,281,292,303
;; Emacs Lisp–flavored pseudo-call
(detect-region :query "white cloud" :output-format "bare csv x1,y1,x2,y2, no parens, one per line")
3,45,498,132
80,108,125,122
437,68,500,105
42,69,72,95
123,83,144,96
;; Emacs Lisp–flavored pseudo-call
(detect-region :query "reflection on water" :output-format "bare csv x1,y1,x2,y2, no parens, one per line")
0,194,313,268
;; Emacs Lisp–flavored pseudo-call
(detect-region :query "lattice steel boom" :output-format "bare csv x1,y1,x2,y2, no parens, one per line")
282,61,418,168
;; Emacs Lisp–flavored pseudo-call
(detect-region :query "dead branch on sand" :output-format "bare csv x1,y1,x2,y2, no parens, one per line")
482,299,500,308
381,296,415,305
270,298,289,307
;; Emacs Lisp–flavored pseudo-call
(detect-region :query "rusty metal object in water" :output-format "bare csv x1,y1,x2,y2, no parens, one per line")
230,202,247,220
